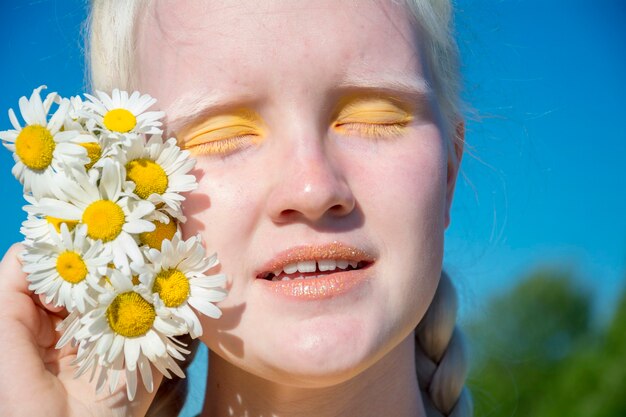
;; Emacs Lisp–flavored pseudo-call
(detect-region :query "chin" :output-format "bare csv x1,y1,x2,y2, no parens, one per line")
246,312,392,388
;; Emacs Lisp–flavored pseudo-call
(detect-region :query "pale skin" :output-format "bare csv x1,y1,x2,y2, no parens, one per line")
0,1,462,417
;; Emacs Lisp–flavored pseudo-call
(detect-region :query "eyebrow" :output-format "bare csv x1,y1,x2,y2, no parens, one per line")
336,74,432,98
166,74,432,135
165,90,256,135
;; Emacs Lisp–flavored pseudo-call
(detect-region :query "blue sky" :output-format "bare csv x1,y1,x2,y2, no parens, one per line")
0,1,624,324
447,1,626,323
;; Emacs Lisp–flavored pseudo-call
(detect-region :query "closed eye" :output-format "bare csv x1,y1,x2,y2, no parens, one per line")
333,120,411,139
185,134,260,156
331,96,415,139
179,110,266,157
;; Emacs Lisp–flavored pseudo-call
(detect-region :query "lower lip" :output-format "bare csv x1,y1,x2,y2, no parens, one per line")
256,267,371,300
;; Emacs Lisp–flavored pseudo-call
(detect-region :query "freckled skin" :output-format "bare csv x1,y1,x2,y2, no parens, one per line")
136,1,462,415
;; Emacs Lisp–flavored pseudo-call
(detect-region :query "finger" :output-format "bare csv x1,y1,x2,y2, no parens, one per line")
38,294,68,317
1,243,68,319
0,243,28,294
41,314,78,364
0,243,67,349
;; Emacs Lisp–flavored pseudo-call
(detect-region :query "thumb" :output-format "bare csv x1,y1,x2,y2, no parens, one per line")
68,365,165,417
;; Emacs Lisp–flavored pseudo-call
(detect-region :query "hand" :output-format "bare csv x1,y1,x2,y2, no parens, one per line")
0,244,162,417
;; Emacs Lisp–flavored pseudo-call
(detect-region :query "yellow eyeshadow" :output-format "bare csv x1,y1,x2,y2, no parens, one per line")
334,97,413,125
333,97,414,138
180,110,265,155
187,136,253,156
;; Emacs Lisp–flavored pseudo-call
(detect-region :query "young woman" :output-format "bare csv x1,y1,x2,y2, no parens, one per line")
0,1,471,416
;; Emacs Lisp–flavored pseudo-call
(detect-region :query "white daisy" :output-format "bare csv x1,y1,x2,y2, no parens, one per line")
34,159,156,273
21,189,80,245
21,224,110,313
2,86,223,401
122,135,197,222
20,212,77,246
68,270,188,400
56,96,110,173
82,89,164,138
140,233,227,338
69,95,86,120
138,214,180,251
0,86,90,197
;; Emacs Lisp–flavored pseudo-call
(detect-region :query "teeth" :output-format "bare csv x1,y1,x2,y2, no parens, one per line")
336,260,349,269
269,259,363,279
318,259,337,271
297,260,316,273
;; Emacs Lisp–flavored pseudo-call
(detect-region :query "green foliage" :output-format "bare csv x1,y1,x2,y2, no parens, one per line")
467,268,626,417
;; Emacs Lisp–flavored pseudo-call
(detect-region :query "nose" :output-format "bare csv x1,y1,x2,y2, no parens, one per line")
266,142,356,224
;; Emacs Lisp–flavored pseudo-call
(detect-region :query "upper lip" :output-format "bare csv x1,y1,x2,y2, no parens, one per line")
254,241,376,279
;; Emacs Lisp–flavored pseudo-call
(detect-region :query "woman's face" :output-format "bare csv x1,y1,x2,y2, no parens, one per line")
136,0,458,386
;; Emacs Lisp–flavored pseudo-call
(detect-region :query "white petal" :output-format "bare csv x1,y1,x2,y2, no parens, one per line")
107,334,125,364
48,99,69,132
100,160,122,201
37,199,82,220
123,219,155,234
153,316,181,336
126,367,138,401
189,298,223,319
124,338,141,371
95,367,108,393
8,108,21,130
138,354,154,393
118,232,144,266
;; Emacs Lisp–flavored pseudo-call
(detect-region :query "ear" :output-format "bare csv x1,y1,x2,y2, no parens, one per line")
445,121,464,229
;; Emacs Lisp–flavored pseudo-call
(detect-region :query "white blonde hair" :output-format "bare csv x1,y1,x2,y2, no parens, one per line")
87,1,471,416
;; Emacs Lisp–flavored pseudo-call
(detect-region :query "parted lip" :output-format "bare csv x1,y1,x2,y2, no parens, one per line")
254,241,377,279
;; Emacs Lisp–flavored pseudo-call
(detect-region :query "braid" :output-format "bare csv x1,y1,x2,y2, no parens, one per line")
415,271,473,417
145,335,201,417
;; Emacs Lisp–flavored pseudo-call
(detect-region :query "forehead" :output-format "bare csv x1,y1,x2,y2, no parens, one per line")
136,0,424,116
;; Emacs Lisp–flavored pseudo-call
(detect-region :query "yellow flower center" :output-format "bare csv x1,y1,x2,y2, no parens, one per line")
139,217,177,250
14,125,56,170
126,158,169,199
106,292,155,338
80,142,102,170
153,269,190,308
46,216,78,233
82,200,125,242
103,108,137,133
56,251,88,284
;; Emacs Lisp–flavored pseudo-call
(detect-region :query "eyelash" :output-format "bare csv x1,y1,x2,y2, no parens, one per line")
186,135,257,156
185,119,409,156
334,121,410,139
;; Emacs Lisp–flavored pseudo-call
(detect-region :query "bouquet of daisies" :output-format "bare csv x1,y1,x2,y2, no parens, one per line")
0,86,227,400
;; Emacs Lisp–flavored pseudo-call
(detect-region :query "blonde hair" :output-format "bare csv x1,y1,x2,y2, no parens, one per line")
416,272,472,416
87,1,471,416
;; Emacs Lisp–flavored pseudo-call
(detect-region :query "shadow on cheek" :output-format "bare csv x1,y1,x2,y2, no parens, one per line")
202,303,247,358
181,191,211,236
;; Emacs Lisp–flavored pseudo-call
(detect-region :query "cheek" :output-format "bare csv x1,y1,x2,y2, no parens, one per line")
348,125,448,241
350,126,447,327
180,160,261,297
182,158,260,235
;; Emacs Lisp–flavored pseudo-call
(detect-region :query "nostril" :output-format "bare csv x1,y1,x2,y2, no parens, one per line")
330,203,351,215
279,209,298,217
